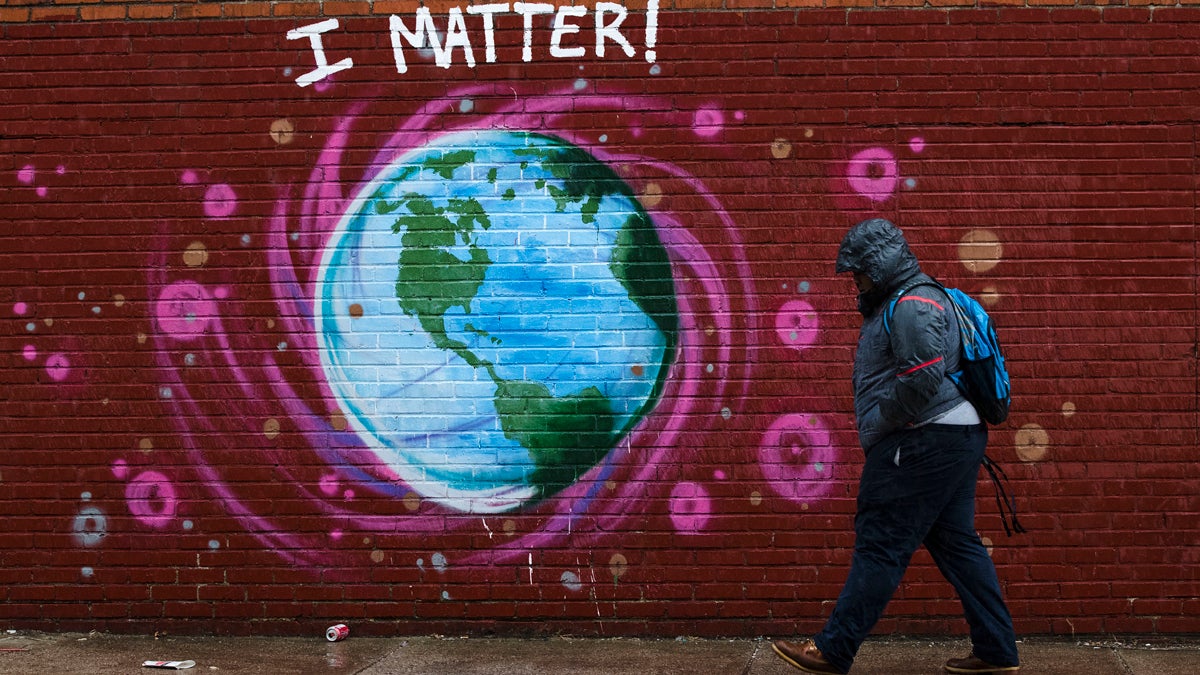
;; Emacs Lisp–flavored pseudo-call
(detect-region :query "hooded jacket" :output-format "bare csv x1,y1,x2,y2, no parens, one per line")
835,218,971,452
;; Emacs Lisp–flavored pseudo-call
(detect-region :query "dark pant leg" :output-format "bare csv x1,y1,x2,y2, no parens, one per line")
813,425,990,673
923,428,1020,667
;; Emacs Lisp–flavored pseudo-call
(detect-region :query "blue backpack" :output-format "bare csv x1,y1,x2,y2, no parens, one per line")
885,280,1025,536
884,280,1011,425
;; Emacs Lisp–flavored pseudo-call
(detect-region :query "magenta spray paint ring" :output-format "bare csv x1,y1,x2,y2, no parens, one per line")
325,624,349,642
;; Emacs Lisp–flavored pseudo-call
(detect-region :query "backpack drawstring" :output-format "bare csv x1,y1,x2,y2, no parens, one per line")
982,455,1027,536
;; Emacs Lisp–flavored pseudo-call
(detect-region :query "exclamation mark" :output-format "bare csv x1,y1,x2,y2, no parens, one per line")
645,0,659,63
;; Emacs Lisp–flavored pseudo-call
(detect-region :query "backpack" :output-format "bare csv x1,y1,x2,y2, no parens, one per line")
883,280,1011,425
885,280,1026,536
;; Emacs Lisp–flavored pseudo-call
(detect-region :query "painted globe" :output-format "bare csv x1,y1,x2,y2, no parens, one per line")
316,130,678,513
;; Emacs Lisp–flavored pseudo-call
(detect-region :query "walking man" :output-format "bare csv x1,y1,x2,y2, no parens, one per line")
772,218,1020,674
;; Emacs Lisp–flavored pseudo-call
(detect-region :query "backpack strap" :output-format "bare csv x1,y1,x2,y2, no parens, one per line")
982,455,1027,537
882,279,948,335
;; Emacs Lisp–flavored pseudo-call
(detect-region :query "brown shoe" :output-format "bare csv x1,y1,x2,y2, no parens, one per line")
944,652,1020,674
771,639,845,675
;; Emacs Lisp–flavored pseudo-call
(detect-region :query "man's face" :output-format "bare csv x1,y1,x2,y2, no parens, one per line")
852,272,874,294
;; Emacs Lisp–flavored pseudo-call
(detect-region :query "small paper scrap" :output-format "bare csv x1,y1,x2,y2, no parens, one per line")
142,660,196,670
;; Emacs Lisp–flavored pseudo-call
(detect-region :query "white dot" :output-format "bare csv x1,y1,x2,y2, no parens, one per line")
561,571,583,592
720,407,732,420
81,492,92,501
182,520,194,530
81,567,94,578
208,540,220,549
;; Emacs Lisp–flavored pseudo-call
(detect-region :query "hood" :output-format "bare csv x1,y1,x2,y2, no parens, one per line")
835,218,922,293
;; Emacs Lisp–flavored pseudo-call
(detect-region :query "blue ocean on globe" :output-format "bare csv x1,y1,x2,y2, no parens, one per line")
315,130,678,513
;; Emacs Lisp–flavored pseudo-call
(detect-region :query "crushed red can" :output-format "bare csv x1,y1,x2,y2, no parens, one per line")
325,624,349,642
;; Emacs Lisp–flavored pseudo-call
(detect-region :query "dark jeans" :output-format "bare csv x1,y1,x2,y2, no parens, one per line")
813,424,1019,673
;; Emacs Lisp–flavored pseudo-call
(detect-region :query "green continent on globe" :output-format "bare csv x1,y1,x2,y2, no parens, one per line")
379,133,677,504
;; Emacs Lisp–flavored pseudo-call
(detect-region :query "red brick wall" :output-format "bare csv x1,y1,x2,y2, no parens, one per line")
2,5,1198,637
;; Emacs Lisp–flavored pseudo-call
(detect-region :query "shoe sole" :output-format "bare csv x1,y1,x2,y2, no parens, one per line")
945,666,1020,674
771,643,842,675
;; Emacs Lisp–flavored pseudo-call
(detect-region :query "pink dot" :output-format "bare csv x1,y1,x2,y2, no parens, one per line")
17,165,34,185
36,186,47,198
909,137,926,153
776,300,819,350
319,473,340,497
13,302,27,315
760,414,838,503
847,148,898,203
204,183,238,219
45,353,70,381
694,107,724,138
22,345,36,361
56,165,66,175
181,170,199,185
213,286,229,299
155,281,217,341
330,530,343,540
112,460,128,480
126,471,177,529
343,489,356,501
669,482,711,533
713,470,727,480
734,110,745,121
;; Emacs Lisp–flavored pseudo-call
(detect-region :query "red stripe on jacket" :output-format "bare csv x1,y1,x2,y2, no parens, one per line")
898,356,944,377
897,295,945,310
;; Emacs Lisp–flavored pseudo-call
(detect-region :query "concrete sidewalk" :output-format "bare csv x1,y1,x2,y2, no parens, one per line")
0,631,1197,674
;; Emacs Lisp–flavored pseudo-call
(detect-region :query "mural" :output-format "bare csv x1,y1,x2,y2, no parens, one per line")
132,86,770,577
8,7,1197,637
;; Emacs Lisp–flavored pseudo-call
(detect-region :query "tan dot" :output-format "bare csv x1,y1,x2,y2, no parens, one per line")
609,553,628,581
404,493,422,512
348,303,364,319
183,242,209,268
113,294,126,308
43,318,53,327
979,286,1001,307
137,333,147,344
101,398,109,406
266,319,276,329
269,119,295,145
138,438,154,453
370,549,386,563
641,183,663,208
1062,402,1076,417
605,480,617,491
1015,423,1049,462
263,418,281,439
770,138,792,159
330,411,348,431
801,503,809,511
749,491,762,506
804,128,814,138
630,364,644,377
502,519,516,535
981,536,994,555
705,326,715,336
362,537,372,546
959,230,1003,274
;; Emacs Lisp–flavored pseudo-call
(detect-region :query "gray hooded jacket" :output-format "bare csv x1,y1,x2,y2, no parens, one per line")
835,219,970,452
